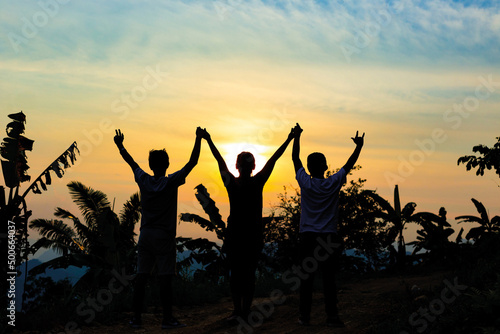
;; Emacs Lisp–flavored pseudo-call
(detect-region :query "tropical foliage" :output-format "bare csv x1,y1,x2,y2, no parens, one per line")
361,185,421,267
29,181,140,288
458,136,500,178
455,198,500,242
178,184,227,280
263,166,393,272
0,111,79,311
408,207,460,263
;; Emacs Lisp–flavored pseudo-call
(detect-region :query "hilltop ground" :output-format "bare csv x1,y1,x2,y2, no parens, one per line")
31,270,449,334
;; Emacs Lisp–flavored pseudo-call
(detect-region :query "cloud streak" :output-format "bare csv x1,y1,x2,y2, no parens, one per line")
2,0,499,67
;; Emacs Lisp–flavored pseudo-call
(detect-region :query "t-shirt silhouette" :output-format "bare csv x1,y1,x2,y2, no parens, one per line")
296,167,346,233
224,172,267,254
134,167,187,233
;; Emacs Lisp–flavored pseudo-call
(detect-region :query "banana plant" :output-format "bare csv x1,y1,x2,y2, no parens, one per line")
362,185,420,267
455,198,500,241
408,207,456,262
0,111,79,311
179,184,227,280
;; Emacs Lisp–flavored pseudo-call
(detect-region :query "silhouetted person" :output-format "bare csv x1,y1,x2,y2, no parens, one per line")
114,128,203,329
201,128,294,322
292,123,364,327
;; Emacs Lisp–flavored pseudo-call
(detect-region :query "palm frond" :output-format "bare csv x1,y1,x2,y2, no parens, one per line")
394,185,401,215
29,218,75,242
21,141,80,198
67,181,110,228
54,207,92,246
194,184,226,231
492,216,500,227
29,219,80,254
119,192,141,231
455,215,483,224
361,190,396,216
471,198,489,225
413,212,441,224
180,213,224,241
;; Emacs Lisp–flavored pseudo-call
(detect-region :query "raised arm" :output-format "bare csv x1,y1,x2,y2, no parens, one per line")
292,123,303,173
342,131,365,174
202,130,231,181
182,127,203,175
258,127,295,182
114,129,140,172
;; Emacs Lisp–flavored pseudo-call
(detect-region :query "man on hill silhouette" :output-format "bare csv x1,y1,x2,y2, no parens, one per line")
292,123,364,327
201,127,295,323
114,127,203,329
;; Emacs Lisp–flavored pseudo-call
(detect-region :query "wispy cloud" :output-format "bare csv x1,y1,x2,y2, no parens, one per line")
2,0,499,67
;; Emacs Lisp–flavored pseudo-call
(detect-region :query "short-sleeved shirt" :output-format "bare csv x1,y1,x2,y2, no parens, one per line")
134,167,187,233
224,172,267,256
296,167,347,233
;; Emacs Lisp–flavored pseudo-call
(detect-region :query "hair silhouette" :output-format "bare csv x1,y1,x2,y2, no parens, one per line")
236,151,255,176
149,149,170,172
307,152,328,177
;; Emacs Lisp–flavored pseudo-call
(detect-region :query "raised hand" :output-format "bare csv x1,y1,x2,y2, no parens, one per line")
293,123,303,138
196,126,205,138
351,131,365,147
200,128,211,141
287,127,295,141
114,129,124,147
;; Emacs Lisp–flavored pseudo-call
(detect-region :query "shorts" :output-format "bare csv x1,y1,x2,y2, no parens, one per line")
137,228,176,275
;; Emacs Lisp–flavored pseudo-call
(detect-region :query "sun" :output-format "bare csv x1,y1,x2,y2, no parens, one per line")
221,142,269,176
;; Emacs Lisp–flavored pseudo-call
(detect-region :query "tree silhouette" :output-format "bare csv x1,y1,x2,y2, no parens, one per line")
335,167,392,271
455,198,500,242
458,136,500,179
178,184,227,280
0,111,79,311
29,181,141,288
362,185,420,267
264,186,300,272
265,166,391,272
408,207,458,263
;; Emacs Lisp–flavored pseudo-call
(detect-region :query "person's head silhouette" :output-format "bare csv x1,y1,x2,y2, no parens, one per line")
149,149,169,176
236,151,255,177
307,152,328,179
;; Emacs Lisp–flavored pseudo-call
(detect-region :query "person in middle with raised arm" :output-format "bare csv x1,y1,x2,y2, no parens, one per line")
200,127,295,323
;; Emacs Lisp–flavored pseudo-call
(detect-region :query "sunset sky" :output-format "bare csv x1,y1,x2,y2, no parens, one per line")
1,0,499,248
